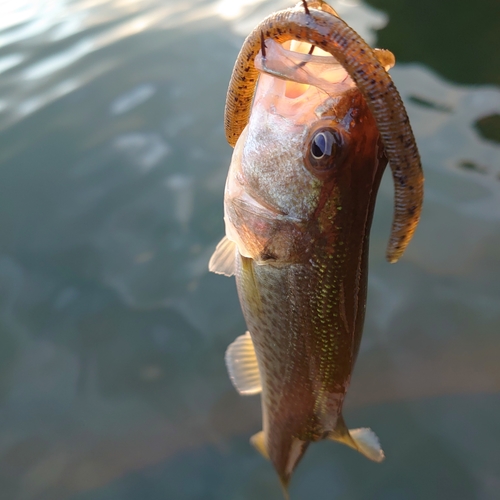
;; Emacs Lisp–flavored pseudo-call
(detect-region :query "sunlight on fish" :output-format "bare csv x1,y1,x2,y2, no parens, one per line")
210,0,423,495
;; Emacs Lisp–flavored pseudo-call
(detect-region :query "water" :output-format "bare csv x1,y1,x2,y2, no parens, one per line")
0,0,499,499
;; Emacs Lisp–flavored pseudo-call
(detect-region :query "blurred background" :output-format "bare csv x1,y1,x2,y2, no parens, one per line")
0,0,499,499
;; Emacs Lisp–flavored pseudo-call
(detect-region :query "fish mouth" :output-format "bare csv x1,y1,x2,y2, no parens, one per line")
255,38,355,98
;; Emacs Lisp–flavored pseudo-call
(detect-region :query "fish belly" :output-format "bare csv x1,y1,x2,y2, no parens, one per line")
235,253,357,443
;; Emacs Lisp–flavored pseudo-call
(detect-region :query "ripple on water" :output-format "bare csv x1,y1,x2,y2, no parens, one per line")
110,83,156,115
113,132,170,172
0,1,499,499
368,64,500,277
0,0,217,129
0,53,24,74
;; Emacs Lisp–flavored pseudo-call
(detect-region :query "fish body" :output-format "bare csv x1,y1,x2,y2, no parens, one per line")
210,1,423,494
213,42,386,489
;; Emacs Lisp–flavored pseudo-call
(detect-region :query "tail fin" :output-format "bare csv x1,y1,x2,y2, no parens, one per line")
251,429,308,499
276,436,308,500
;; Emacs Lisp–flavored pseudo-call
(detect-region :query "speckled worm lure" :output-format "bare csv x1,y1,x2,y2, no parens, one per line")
224,0,423,263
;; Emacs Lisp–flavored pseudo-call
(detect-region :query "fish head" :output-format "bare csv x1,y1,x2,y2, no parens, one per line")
224,39,388,263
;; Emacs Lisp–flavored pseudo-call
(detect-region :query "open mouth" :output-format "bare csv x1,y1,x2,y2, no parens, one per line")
254,38,354,99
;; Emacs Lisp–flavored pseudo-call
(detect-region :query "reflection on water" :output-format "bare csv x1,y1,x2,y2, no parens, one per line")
0,0,499,499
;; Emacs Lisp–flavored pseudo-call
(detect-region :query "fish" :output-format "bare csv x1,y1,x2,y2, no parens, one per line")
209,0,424,496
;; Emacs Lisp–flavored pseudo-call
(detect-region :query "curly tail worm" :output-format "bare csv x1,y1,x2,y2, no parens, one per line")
373,48,395,71
224,1,423,263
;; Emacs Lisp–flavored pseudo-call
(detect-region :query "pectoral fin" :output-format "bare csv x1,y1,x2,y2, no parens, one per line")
329,415,385,463
209,236,236,276
225,332,262,395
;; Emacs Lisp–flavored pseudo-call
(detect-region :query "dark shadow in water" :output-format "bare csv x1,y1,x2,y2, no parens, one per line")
364,0,500,86
475,114,500,144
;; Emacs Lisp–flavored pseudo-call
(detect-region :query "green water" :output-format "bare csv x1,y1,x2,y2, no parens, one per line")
0,0,499,499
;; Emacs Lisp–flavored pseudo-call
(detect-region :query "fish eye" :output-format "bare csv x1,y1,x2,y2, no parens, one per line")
311,131,334,160
305,126,344,176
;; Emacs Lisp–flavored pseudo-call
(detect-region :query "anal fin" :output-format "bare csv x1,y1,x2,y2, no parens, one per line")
329,414,385,463
250,430,269,460
225,332,262,395
209,236,237,277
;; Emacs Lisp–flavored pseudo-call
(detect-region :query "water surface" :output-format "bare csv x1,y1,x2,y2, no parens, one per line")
0,0,499,499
